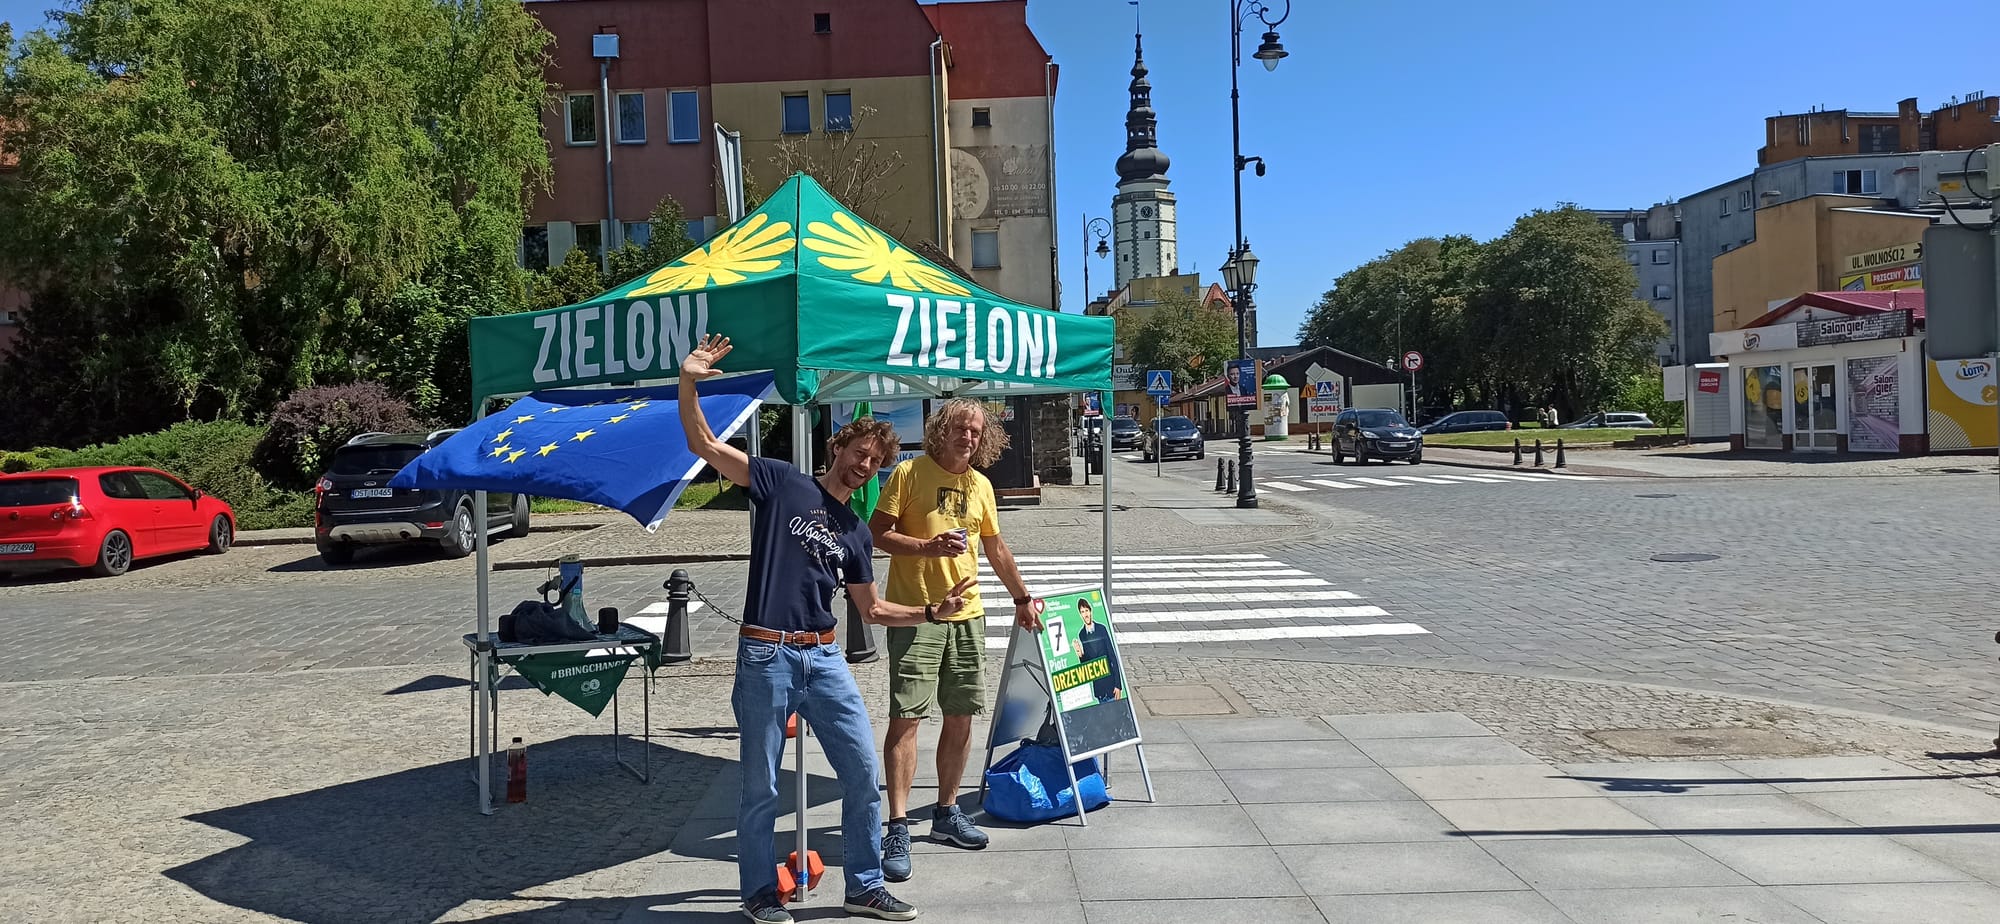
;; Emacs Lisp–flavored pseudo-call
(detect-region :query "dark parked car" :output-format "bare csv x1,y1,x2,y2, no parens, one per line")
313,430,528,565
1109,416,1143,451
1331,408,1424,464
1570,412,1658,429
1142,415,1205,462
1419,410,1512,434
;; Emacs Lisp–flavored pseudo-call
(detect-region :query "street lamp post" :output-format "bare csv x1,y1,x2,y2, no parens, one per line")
1227,0,1289,509
1082,215,1112,311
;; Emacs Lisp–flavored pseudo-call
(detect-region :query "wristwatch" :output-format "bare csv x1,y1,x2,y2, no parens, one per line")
924,603,938,624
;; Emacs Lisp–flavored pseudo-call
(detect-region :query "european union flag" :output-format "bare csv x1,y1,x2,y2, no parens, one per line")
389,373,775,530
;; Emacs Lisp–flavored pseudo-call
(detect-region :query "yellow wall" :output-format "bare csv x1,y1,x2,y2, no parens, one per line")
711,75,943,247
1711,196,1929,332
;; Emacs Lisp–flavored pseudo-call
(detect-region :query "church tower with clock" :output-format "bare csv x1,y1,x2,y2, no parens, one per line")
1111,31,1176,292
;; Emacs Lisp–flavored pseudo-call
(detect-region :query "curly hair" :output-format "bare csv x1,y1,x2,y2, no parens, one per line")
829,417,901,468
923,398,1010,469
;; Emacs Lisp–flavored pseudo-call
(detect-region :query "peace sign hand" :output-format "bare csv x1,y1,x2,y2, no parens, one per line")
934,576,978,618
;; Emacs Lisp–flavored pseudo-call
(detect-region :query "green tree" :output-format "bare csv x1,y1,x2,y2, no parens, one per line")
526,247,612,312
606,195,701,288
765,107,914,241
1472,206,1665,416
0,0,551,446
1299,236,1484,413
1123,293,1238,396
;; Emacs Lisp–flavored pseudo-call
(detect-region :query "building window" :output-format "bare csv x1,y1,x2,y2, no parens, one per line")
1652,248,1671,264
1719,196,1729,216
521,225,549,271
814,12,831,33
1626,250,1640,265
686,218,709,241
1836,168,1879,195
575,221,604,267
971,230,1000,269
623,221,651,249
616,91,646,144
669,90,700,143
825,92,852,132
971,107,992,128
1653,284,1673,300
1739,190,1752,211
565,93,597,145
782,94,810,134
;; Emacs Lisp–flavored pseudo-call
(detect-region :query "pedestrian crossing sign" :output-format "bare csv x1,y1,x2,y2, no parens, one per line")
1146,370,1172,396
1313,381,1337,397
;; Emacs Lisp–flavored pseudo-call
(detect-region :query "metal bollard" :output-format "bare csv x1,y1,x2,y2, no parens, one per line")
1215,457,1226,491
1226,459,1237,495
1513,438,1523,466
661,569,693,664
845,590,878,664
1554,439,1567,469
1533,439,1545,467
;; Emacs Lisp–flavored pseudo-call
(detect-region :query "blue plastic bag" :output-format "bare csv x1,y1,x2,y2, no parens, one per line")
982,742,1112,823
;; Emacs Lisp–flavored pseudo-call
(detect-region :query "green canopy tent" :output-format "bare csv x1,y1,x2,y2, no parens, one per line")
456,174,1122,813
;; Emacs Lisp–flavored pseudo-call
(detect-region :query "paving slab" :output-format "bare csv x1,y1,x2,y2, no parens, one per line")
1275,842,1527,895
1772,881,2000,924
880,848,1082,907
1888,831,2000,883
1721,756,1943,793
1481,837,1752,890
1245,801,1461,845
1555,760,1781,798
1130,769,1237,806
1195,738,1373,771
1069,846,1302,901
1387,764,1602,801
1426,796,1658,840
1314,890,1571,924
1082,897,1327,924
1124,742,1208,772
1681,833,1974,885
1612,793,1858,833
1799,782,2000,827
1172,716,1342,742
1059,803,1266,850
1539,885,1822,924
1320,712,1493,739
1349,735,1542,768
1220,766,1422,804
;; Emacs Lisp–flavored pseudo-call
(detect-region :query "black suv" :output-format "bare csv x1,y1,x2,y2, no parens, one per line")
1331,408,1424,464
313,431,528,565
1143,415,1205,461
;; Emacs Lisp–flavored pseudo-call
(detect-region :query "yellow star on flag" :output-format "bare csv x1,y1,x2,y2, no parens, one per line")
571,429,596,442
490,444,512,459
513,414,535,424
608,413,631,424
627,401,651,411
537,442,560,457
493,428,514,444
505,449,528,464
614,395,636,403
546,406,564,413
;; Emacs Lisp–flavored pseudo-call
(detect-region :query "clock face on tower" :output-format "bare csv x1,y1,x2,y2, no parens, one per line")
1140,205,1154,218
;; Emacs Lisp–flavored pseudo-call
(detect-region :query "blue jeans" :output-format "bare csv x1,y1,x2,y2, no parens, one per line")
733,638,884,901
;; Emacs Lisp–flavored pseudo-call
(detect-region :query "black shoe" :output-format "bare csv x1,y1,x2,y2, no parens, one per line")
931,804,990,849
843,886,918,921
742,890,794,923
881,819,913,882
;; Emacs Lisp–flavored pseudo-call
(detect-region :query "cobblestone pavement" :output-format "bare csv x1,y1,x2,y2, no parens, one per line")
4,652,1996,922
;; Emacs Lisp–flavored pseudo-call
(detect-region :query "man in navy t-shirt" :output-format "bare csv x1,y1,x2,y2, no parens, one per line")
678,334,973,924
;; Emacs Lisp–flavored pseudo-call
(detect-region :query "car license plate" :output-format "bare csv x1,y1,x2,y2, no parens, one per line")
351,488,395,499
0,542,33,555
1384,441,1409,448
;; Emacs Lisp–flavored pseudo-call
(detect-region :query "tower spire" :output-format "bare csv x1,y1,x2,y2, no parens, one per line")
1114,25,1170,182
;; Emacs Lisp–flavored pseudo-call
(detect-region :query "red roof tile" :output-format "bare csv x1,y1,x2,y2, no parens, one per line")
1743,290,1925,329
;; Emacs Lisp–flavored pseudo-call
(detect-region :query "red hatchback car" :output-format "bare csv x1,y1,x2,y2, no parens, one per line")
0,467,236,578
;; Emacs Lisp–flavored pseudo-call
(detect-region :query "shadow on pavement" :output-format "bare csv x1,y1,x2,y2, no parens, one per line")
164,735,732,924
383,674,535,695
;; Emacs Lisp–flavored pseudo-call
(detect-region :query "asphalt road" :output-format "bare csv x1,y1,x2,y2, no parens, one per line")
7,442,1998,737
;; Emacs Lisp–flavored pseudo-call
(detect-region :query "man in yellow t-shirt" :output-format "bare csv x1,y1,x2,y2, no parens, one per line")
869,398,1039,882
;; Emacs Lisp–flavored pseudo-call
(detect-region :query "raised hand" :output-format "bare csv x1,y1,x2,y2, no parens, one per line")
681,334,733,380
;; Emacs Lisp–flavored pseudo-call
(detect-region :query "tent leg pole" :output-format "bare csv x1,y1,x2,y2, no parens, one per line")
1101,393,1112,613
746,401,762,520
474,488,493,815
792,404,812,474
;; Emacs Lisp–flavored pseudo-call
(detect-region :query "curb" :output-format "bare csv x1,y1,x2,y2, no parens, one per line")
235,518,607,549
492,552,750,571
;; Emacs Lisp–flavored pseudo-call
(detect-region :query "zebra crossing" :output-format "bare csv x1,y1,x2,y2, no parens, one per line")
1258,469,1594,494
975,553,1428,649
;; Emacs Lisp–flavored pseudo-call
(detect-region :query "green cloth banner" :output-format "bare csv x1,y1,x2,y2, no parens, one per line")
507,651,638,718
467,174,1114,409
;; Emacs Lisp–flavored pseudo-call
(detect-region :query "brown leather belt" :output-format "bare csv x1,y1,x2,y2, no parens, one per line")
740,625,838,647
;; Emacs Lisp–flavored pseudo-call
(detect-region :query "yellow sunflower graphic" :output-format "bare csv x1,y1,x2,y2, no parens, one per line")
629,214,794,297
803,211,970,297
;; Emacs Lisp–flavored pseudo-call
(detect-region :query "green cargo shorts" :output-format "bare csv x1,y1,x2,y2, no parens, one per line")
886,615,987,718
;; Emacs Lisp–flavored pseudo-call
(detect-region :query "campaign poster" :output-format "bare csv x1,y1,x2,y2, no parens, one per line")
1034,587,1141,758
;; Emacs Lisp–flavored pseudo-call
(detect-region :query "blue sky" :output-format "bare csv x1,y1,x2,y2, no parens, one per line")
5,0,1994,348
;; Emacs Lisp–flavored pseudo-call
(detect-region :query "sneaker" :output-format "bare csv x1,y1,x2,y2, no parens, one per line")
930,804,989,849
881,819,913,882
741,891,793,924
843,886,918,921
